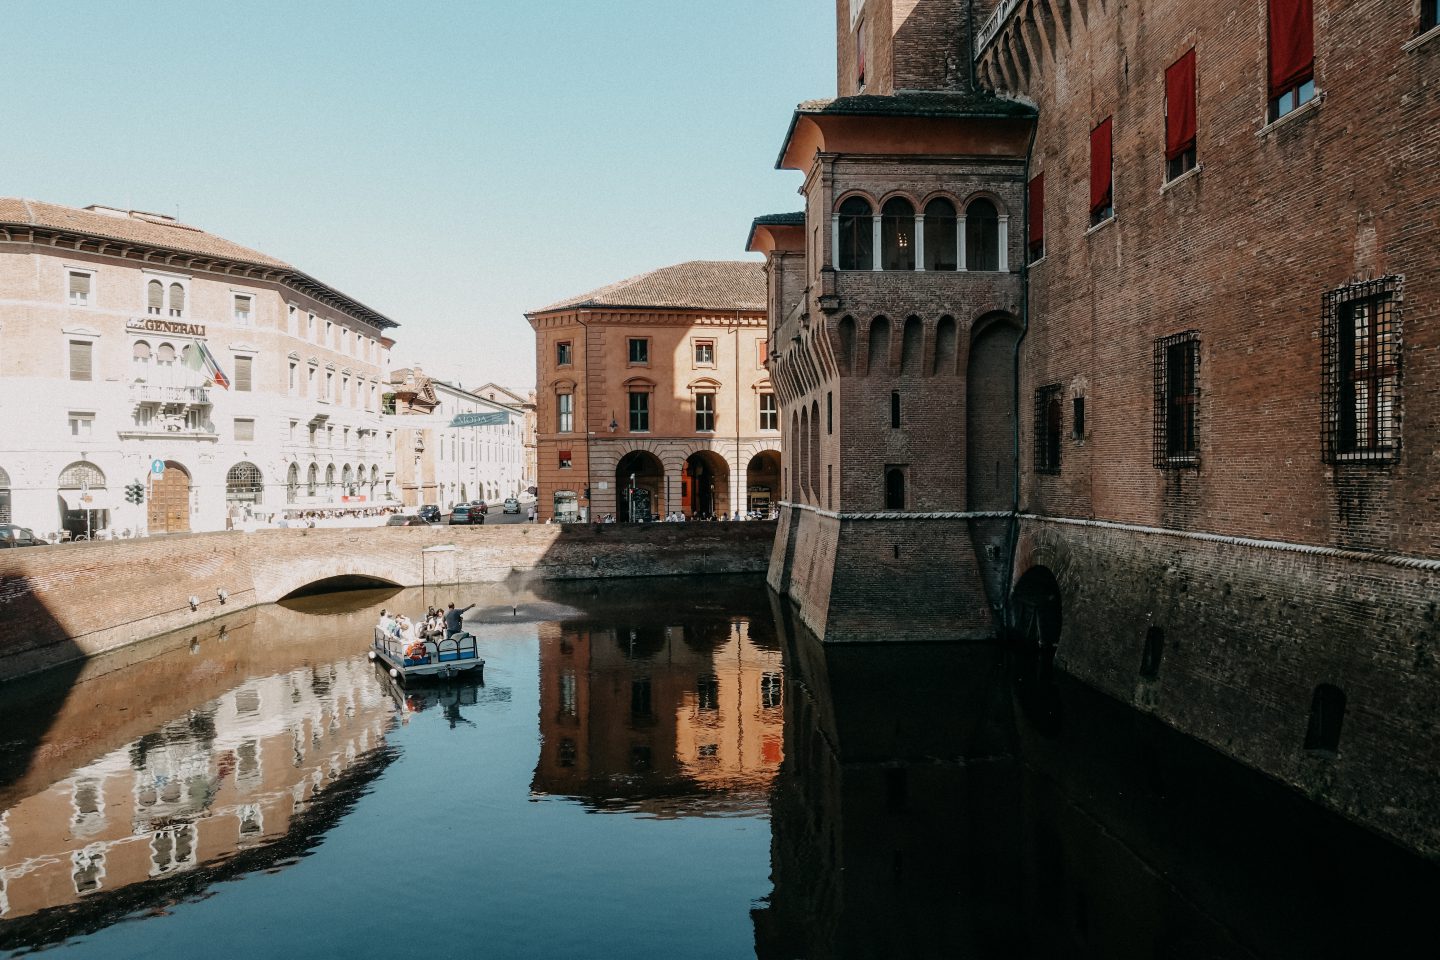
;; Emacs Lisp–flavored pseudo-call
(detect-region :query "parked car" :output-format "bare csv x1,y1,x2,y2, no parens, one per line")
450,504,478,525
417,504,442,523
503,498,521,514
0,524,43,547
471,500,488,515
385,514,433,527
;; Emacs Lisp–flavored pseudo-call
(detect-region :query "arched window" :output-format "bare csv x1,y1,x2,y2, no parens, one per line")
147,279,164,315
884,468,905,510
838,316,857,372
307,463,318,497
923,199,958,270
287,463,300,504
168,283,185,316
156,342,176,365
132,340,152,366
370,465,380,492
837,196,873,270
341,464,354,493
900,316,923,375
58,461,106,490
933,316,957,376
809,400,820,506
966,199,1000,271
226,462,264,507
0,465,11,524
324,464,336,492
881,198,915,271
790,410,801,499
800,406,811,500
867,317,890,375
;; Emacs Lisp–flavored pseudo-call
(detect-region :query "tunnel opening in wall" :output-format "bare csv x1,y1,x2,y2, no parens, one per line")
279,575,404,602
1008,565,1064,738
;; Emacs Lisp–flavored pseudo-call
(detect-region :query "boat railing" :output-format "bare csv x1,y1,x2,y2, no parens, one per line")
373,626,478,667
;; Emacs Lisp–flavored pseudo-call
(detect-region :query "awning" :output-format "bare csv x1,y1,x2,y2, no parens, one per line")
59,490,109,511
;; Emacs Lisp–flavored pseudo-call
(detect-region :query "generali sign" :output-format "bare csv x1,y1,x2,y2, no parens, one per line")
126,317,207,337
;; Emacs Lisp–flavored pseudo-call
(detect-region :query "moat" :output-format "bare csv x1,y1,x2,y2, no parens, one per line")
1,576,1436,959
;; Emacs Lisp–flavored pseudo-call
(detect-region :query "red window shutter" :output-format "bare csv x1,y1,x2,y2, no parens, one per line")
1165,50,1197,160
1028,173,1044,247
1089,118,1113,215
1268,0,1314,96
558,449,572,460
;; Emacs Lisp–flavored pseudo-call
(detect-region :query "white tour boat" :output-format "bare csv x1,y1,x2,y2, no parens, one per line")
369,626,485,682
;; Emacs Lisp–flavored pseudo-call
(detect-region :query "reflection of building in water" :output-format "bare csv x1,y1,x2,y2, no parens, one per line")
532,617,783,814
0,656,392,921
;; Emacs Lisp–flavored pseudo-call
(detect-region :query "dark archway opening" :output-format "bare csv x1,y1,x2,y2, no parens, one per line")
1009,566,1063,737
279,574,403,602
616,450,664,522
1304,684,1346,758
684,451,729,519
745,450,781,517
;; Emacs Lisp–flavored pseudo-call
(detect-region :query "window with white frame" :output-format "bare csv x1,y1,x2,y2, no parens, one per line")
233,295,252,325
693,339,715,366
68,339,94,381
695,392,716,432
557,393,574,432
68,270,93,307
68,411,95,437
759,392,778,431
234,355,253,392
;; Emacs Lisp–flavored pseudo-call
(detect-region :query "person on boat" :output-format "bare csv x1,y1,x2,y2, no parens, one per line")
377,609,395,637
444,602,473,637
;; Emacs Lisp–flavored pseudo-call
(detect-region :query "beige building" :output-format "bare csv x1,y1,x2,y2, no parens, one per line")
473,382,538,496
0,199,399,537
526,261,780,522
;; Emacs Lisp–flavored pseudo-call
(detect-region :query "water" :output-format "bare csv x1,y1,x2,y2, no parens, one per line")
1,576,1437,959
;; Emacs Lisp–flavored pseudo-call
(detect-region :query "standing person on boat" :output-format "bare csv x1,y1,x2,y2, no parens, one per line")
444,602,473,638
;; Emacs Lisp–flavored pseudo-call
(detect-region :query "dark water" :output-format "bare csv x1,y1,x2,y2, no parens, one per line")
1,577,1437,959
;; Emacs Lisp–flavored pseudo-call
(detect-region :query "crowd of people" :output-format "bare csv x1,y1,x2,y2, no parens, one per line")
376,602,473,658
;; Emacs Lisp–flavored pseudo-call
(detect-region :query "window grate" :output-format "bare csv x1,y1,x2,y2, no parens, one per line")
1322,276,1402,463
1153,331,1200,467
1033,384,1062,474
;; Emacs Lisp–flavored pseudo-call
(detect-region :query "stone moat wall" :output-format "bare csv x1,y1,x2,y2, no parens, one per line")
0,521,776,682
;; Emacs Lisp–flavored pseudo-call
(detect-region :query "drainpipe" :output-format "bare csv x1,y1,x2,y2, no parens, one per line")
1005,118,1040,633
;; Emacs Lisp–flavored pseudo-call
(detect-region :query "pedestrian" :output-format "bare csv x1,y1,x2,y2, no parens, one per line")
444,602,473,637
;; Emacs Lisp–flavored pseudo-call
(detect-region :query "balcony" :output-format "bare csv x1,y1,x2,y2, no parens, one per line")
130,383,210,406
974,0,1020,56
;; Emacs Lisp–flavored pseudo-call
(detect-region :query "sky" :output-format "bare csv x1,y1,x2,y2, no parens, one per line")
6,0,834,393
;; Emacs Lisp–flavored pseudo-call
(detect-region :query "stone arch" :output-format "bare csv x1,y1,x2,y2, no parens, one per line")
880,196,916,271
745,450,781,516
965,197,1002,271
900,315,924,376
966,313,1021,512
790,409,801,500
866,316,890,376
616,450,664,522
799,405,811,502
933,315,958,376
286,463,300,504
1011,565,1062,653
836,193,875,270
226,461,264,509
145,460,190,535
809,400,820,507
684,450,729,519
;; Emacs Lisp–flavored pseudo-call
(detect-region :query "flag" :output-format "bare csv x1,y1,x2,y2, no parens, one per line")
198,341,230,390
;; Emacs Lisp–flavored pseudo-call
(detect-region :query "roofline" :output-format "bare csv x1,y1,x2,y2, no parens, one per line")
775,100,1039,169
0,217,400,331
525,302,768,320
746,213,806,252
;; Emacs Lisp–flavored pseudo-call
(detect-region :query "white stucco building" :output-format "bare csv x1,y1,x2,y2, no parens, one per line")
0,199,400,537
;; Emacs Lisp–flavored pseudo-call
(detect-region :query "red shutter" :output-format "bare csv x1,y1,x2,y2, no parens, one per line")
1165,50,1197,160
1089,118,1113,215
1268,0,1314,96
1028,173,1044,248
558,449,572,461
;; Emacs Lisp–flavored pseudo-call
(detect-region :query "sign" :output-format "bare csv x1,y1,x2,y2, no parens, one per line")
448,411,509,428
127,317,207,337
151,459,165,476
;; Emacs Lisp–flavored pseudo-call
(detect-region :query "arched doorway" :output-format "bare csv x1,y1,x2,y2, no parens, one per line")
58,461,108,539
225,462,264,518
1010,565,1063,737
147,461,191,534
683,451,729,519
745,451,780,517
0,466,11,524
615,450,664,522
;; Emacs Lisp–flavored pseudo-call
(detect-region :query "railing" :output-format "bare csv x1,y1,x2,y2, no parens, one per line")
974,0,1022,56
130,383,210,405
373,627,480,667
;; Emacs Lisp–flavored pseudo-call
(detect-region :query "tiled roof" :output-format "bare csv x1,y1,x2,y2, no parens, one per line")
0,198,291,268
751,212,806,226
795,90,1036,121
532,260,766,314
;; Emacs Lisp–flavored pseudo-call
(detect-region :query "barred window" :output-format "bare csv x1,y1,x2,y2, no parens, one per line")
1154,331,1200,466
1323,278,1401,462
1034,384,1062,474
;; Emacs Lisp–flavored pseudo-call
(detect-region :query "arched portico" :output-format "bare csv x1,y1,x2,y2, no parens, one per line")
616,450,664,522
683,451,729,519
745,450,781,516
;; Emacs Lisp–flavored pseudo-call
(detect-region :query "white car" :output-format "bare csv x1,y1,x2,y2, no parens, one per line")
503,498,521,514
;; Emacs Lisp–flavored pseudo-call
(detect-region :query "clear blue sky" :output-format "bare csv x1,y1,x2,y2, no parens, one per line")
7,0,833,393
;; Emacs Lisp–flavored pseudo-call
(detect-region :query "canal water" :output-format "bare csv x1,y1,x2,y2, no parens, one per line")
1,575,1437,959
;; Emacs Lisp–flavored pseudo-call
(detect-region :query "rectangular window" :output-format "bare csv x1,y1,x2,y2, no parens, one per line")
1034,385,1062,474
759,392,778,431
693,339,715,366
234,355,253,392
68,411,94,437
288,361,298,395
890,391,901,429
556,340,573,366
235,418,255,442
288,305,298,335
695,392,715,432
558,448,573,469
1090,117,1114,225
68,271,92,306
1166,50,1198,180
1323,277,1402,461
856,16,868,89
827,391,833,434
326,320,333,346
628,338,649,364
1028,173,1045,262
289,419,298,441
1154,331,1200,466
557,393,574,433
1072,396,1086,440
1425,0,1439,32
308,313,316,339
69,340,93,381
233,295,252,324
629,391,649,432
325,371,334,401
757,338,768,367
307,365,317,397
1268,0,1316,120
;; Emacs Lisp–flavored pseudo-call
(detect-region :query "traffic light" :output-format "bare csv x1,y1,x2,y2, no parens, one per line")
125,480,145,505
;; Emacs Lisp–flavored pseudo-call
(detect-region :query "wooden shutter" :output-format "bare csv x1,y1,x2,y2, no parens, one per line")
169,283,185,314
69,272,90,300
235,356,253,391
69,340,92,381
1028,173,1045,249
148,280,163,311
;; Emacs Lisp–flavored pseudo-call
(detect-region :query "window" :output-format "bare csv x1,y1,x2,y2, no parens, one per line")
1028,174,1045,263
1425,0,1439,32
1090,118,1114,225
326,320,334,346
307,313,316,339
558,449,573,469
1035,385,1063,473
234,418,255,442
1323,278,1402,461
233,295,252,325
307,365,317,397
147,279,164,315
289,419,297,441
693,339,715,366
234,356,253,392
759,392,778,431
923,199,958,270
628,338,649,364
757,338,768,367
965,199,1000,270
132,340,151,372
837,196,873,270
1166,50,1198,180
695,392,715,432
288,361,298,395
1072,396,1086,440
890,391,900,429
556,340,573,366
68,271,92,306
168,283,185,317
68,412,94,438
1304,684,1346,756
856,16,868,89
696,675,720,712
1268,0,1316,121
1154,331,1200,466
884,466,906,510
557,393,574,432
69,339,93,381
288,305,297,335
629,390,650,432
881,198,916,270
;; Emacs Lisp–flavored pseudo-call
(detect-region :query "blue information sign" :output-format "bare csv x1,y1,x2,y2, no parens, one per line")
150,459,165,476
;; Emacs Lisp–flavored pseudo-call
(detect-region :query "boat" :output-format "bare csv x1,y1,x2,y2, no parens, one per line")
369,626,485,683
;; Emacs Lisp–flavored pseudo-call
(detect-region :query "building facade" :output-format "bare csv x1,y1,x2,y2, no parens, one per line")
754,0,1440,856
527,261,781,522
473,382,538,496
384,368,528,508
0,199,399,537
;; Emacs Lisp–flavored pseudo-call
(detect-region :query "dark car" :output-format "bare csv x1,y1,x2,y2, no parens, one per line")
0,524,43,547
385,514,434,527
450,504,484,525
417,504,442,524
